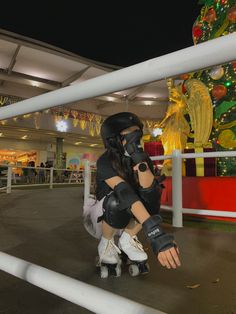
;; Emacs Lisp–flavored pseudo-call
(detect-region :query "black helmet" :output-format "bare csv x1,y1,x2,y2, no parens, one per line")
101,112,143,148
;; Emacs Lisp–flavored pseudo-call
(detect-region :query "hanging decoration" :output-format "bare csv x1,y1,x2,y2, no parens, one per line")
71,110,79,127
50,107,159,138
87,112,95,136
94,114,102,135
79,112,87,130
211,84,227,100
209,66,224,80
0,94,23,106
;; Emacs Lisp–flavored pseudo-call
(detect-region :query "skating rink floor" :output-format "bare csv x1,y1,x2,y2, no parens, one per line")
0,186,235,314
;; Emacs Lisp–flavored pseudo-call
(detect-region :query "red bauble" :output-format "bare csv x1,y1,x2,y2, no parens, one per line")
205,8,216,23
232,61,236,70
227,6,236,22
182,83,187,94
192,25,203,39
211,85,227,100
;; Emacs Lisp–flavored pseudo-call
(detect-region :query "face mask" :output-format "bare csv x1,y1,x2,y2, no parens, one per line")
122,129,143,156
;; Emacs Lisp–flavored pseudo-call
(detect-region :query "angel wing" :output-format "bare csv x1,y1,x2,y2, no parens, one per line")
185,79,213,146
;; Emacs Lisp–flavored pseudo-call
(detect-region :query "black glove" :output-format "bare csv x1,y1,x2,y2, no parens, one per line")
123,129,149,165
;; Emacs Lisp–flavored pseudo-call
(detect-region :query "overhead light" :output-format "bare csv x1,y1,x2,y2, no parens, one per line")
152,128,163,137
56,120,68,132
90,143,98,147
106,96,116,102
21,135,28,139
75,142,82,145
144,101,152,106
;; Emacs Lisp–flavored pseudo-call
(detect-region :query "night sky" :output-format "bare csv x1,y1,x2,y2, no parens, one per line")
0,1,203,67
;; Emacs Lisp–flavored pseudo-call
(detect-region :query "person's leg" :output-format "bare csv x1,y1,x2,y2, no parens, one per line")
102,220,116,239
98,221,121,264
119,218,148,262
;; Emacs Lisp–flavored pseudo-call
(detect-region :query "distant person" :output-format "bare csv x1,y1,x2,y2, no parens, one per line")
38,162,45,183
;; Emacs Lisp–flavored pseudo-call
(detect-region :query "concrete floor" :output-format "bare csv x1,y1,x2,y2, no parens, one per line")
0,187,235,314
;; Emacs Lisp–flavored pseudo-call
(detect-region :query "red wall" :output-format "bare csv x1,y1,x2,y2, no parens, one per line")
161,177,236,223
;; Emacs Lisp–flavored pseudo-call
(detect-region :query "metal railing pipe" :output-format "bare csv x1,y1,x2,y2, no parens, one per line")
1,33,236,120
0,252,165,314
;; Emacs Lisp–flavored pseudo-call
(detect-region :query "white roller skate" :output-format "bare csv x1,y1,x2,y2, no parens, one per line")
118,231,150,276
97,236,122,278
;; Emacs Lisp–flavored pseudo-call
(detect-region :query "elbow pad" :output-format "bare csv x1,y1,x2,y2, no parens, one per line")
138,179,162,216
142,215,176,254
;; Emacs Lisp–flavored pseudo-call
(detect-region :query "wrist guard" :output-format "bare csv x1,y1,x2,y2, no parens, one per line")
142,215,175,255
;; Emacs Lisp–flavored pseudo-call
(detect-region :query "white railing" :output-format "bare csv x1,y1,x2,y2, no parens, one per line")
151,150,236,227
0,33,236,120
0,32,236,313
0,252,164,314
83,150,236,228
0,164,84,194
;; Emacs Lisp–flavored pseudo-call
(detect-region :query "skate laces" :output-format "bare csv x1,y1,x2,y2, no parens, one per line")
131,236,144,251
100,239,121,263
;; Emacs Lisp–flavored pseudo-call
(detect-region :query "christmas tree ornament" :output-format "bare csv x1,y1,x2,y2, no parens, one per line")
205,8,217,24
211,85,227,100
209,66,224,80
227,5,236,23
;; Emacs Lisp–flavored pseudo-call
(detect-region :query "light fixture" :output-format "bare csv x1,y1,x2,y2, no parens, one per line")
75,142,82,145
21,135,28,139
90,143,98,147
152,128,163,137
56,120,68,132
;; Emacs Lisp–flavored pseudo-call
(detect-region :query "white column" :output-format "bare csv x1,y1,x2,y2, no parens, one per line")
49,167,54,189
83,159,90,201
6,166,12,194
172,150,183,227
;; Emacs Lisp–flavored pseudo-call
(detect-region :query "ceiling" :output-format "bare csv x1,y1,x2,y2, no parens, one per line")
0,28,174,147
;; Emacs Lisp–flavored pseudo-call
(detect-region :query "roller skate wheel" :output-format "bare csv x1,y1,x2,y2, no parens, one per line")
115,264,122,277
100,265,109,278
128,264,140,277
141,262,150,275
95,256,100,267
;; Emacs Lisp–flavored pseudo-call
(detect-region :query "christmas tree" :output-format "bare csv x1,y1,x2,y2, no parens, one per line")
189,0,236,176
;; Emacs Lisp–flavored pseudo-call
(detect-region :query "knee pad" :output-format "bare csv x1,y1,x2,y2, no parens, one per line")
138,179,162,215
102,192,133,229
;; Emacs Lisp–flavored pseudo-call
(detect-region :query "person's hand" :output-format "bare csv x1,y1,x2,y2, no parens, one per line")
157,245,181,269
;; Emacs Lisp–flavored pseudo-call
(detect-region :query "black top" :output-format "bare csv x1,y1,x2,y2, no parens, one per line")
95,150,155,201
95,151,118,200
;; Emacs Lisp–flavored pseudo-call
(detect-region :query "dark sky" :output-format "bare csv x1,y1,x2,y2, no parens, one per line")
0,1,203,67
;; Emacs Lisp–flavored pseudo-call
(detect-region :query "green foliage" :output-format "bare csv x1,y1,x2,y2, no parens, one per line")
192,0,236,176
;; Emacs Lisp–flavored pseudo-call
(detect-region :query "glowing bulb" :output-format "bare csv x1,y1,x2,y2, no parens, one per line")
56,120,68,132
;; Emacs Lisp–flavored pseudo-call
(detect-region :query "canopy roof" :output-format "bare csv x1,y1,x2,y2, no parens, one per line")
0,28,171,148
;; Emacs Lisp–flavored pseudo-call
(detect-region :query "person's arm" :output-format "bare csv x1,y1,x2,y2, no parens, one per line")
105,175,181,269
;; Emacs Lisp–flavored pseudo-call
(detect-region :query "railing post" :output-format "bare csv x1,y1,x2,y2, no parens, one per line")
172,150,183,227
84,160,90,202
6,166,12,194
49,167,54,189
